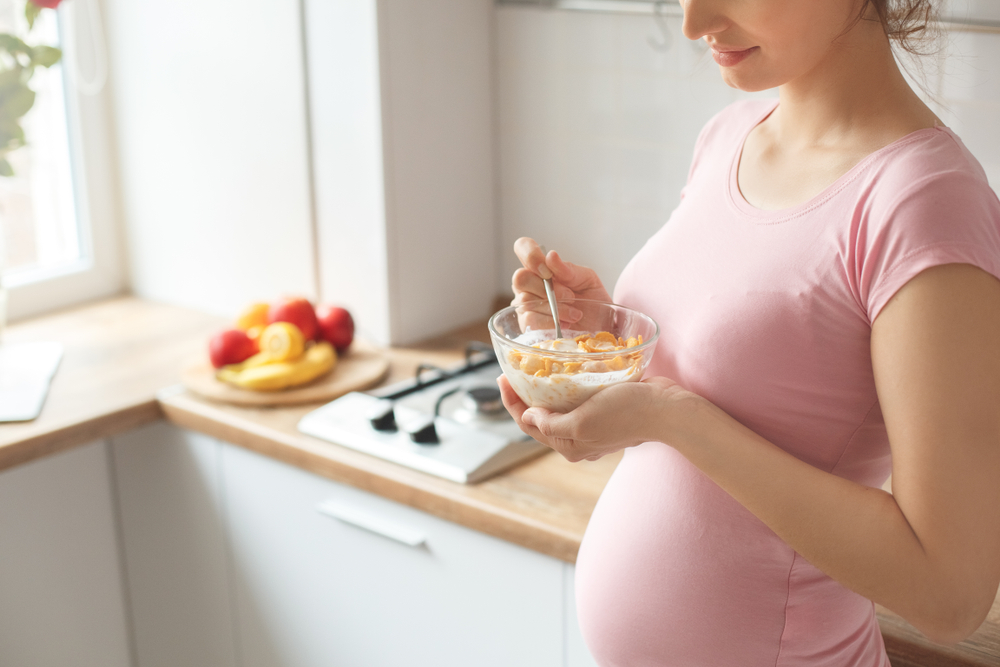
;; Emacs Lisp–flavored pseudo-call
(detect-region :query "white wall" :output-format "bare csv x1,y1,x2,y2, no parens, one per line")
106,0,497,346
376,0,498,344
935,0,1000,186
306,0,498,345
494,3,1000,297
303,0,391,344
104,0,317,319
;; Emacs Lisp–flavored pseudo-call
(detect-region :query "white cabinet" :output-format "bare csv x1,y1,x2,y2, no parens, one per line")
222,442,565,667
0,441,132,667
10,422,600,667
111,423,237,667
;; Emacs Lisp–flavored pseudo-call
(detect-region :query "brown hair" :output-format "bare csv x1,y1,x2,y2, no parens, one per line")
860,0,941,56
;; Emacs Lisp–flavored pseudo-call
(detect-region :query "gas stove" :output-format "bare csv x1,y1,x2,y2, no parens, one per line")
298,345,547,484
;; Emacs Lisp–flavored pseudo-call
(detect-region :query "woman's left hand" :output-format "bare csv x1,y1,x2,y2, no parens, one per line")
497,374,695,461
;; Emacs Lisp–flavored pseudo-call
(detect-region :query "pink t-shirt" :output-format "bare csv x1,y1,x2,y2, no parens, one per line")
576,99,1000,666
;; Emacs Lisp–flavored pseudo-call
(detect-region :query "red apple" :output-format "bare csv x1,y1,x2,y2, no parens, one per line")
268,297,319,341
316,305,354,352
209,329,258,368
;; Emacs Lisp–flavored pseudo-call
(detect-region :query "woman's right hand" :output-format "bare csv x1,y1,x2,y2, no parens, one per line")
511,237,611,327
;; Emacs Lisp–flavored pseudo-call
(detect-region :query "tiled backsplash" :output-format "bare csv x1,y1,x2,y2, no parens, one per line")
495,4,1000,295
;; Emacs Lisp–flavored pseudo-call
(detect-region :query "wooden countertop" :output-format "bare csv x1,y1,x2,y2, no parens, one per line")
158,318,618,564
2,297,997,666
0,297,225,471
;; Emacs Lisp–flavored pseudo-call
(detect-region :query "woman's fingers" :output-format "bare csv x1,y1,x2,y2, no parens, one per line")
511,290,584,330
512,268,577,303
497,375,548,442
511,238,604,323
511,267,547,302
523,406,578,439
546,250,573,281
547,251,613,303
513,237,552,279
498,376,619,463
497,375,525,418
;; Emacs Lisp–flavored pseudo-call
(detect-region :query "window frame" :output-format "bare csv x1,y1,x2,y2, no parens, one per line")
4,0,124,322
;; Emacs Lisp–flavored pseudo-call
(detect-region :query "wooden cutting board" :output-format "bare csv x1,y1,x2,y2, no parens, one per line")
181,339,390,407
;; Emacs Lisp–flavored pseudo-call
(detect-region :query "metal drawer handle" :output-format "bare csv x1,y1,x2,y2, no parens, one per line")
316,500,427,548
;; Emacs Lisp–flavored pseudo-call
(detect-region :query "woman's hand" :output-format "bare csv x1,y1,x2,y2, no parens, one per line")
497,374,696,461
511,237,612,328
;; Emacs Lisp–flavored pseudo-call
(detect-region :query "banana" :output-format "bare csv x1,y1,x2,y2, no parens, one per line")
223,349,274,371
217,341,337,391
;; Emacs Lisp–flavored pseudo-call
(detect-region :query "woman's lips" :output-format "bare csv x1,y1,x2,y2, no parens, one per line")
711,46,758,67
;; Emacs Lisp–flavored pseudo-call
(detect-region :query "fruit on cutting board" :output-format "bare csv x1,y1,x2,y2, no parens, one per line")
209,329,259,368
217,341,337,391
268,297,319,341
258,322,305,362
236,302,270,331
206,297,350,392
316,305,354,351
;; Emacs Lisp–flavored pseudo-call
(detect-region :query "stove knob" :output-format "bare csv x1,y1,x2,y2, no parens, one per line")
368,400,397,432
407,418,439,445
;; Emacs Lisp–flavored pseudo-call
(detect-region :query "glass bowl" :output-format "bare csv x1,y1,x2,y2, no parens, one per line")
489,299,659,413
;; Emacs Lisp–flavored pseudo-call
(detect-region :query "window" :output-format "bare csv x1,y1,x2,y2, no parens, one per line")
0,2,81,276
1,0,122,322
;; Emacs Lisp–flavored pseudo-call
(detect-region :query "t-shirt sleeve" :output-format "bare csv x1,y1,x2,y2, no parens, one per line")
858,169,1000,323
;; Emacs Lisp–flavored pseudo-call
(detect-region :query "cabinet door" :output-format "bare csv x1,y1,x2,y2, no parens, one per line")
111,423,237,667
0,441,132,667
222,442,564,667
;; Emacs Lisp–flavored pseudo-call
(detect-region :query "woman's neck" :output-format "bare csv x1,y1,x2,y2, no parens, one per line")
772,18,938,152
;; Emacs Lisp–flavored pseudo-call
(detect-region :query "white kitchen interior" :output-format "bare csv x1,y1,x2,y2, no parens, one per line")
1,1,999,666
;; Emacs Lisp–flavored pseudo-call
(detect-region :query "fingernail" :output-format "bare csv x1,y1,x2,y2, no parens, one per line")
521,410,537,426
538,264,553,280
564,306,583,322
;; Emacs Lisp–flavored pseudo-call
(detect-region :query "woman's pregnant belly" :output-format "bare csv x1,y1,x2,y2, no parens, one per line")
575,443,888,667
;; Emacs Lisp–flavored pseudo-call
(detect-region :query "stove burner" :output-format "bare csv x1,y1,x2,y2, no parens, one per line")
299,348,546,483
364,345,514,445
432,384,511,426
463,386,504,416
404,385,506,445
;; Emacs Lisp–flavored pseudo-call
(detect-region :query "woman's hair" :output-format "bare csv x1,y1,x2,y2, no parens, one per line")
861,0,941,56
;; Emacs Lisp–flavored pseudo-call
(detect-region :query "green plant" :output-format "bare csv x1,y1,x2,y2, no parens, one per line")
0,0,65,177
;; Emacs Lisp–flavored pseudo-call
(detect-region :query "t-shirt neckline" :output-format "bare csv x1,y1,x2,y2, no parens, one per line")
727,99,949,224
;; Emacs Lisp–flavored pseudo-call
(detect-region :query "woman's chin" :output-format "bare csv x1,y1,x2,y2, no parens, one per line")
719,70,780,94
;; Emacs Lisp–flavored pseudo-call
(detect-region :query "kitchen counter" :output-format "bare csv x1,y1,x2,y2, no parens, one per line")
0,297,225,472
2,297,998,666
158,319,617,565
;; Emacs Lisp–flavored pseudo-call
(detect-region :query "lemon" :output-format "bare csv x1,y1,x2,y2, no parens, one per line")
259,322,305,362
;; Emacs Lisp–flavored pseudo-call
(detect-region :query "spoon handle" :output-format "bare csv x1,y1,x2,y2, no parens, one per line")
539,246,563,339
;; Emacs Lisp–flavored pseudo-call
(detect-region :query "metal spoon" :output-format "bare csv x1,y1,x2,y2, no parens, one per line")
539,245,563,339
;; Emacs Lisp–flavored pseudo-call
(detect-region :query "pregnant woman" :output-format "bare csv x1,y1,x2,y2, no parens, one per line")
498,0,1000,665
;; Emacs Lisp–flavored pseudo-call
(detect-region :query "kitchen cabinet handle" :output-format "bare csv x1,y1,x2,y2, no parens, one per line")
316,500,427,548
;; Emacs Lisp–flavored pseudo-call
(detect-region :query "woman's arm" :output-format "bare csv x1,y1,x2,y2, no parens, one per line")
867,263,1000,639
501,262,1000,644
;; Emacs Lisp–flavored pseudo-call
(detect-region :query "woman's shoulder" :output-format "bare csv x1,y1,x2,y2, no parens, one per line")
849,127,1000,324
864,127,998,216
